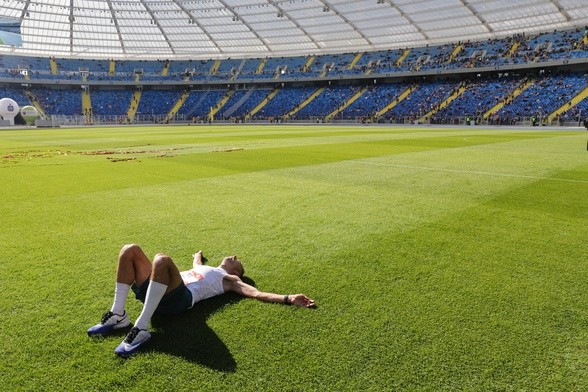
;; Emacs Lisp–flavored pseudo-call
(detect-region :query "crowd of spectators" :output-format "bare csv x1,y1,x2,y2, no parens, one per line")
0,26,587,125
1,27,586,83
11,71,584,126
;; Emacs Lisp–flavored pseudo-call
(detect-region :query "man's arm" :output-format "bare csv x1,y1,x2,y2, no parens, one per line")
223,275,316,308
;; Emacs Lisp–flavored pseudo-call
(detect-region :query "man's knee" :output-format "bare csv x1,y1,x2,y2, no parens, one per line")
120,243,141,257
152,253,182,287
152,253,174,272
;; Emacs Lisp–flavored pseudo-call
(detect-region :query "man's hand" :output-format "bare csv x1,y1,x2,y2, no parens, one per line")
193,250,206,267
290,294,316,308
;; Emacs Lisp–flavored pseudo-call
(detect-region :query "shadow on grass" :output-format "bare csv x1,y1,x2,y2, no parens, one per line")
146,277,255,372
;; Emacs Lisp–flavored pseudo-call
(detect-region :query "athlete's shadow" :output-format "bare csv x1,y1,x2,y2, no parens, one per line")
147,277,255,372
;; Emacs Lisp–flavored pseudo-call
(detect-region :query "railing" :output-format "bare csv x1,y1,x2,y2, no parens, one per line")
42,113,585,128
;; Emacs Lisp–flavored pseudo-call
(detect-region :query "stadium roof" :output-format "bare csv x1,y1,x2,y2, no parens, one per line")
0,0,587,60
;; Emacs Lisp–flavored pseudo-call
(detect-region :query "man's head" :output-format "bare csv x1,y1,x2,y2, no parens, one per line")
220,255,245,278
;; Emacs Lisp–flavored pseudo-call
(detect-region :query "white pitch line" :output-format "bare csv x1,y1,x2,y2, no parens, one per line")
354,160,588,184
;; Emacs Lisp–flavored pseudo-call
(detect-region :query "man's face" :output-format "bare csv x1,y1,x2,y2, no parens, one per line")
223,255,244,277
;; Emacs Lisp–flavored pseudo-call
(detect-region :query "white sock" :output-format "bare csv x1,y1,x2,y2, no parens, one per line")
134,280,168,331
110,282,131,315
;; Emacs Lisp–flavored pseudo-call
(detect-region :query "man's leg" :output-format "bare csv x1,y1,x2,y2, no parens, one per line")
133,253,184,330
110,244,152,314
87,244,152,336
115,253,184,357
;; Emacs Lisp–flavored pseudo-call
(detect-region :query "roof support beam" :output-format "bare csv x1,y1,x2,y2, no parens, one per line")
217,0,271,53
459,0,493,33
321,0,373,48
266,0,323,51
106,0,126,55
19,0,31,22
548,0,572,22
170,0,223,55
139,0,176,55
69,0,74,54
386,1,429,41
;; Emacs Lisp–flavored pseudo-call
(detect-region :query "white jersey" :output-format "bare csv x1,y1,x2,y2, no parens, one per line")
180,265,228,307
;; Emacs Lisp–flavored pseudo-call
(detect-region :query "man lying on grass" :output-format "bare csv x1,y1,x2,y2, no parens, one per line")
88,244,316,357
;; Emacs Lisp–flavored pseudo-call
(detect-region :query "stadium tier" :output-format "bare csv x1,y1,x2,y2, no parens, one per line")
0,27,587,126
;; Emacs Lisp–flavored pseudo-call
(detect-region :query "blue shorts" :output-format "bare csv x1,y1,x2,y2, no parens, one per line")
131,280,193,316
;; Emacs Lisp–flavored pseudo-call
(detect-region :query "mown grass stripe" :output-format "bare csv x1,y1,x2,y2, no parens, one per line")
0,125,586,390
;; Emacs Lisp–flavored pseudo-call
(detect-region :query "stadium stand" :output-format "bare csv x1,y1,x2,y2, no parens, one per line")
0,25,586,126
91,89,133,117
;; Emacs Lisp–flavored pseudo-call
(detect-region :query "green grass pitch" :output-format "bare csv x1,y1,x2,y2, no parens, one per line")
0,124,587,390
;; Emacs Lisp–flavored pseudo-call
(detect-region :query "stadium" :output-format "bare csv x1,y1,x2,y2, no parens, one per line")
0,1,587,390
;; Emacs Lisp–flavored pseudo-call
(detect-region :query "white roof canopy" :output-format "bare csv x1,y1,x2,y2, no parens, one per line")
0,0,587,59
